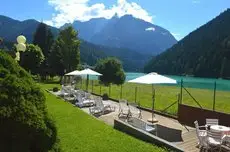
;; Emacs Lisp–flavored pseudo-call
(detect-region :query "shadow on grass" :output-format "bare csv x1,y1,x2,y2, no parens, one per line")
39,80,60,84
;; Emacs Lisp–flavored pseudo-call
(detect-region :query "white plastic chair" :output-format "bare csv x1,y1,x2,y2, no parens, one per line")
205,130,225,151
194,120,207,148
206,119,219,126
223,135,230,149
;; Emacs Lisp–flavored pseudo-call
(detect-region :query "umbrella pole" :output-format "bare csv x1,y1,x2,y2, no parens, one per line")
81,78,83,90
152,85,155,122
148,84,158,123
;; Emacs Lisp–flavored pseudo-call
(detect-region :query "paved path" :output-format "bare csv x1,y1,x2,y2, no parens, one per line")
82,99,199,152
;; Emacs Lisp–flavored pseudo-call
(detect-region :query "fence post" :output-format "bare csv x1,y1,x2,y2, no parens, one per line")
180,79,183,104
92,80,93,93
120,85,123,99
177,93,181,116
109,84,111,97
135,87,137,103
100,84,102,95
213,81,216,111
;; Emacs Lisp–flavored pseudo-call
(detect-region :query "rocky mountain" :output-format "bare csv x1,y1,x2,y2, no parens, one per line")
62,17,108,42
0,15,149,71
0,15,59,42
144,9,230,78
62,14,177,55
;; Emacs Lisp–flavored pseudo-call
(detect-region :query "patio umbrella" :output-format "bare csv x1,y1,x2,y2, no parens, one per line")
64,70,81,85
78,68,102,91
128,72,177,123
65,70,81,76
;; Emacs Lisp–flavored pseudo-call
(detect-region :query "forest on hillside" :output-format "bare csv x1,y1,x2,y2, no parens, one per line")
0,39,149,72
144,9,230,78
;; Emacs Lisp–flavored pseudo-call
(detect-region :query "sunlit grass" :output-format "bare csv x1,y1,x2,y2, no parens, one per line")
41,83,168,152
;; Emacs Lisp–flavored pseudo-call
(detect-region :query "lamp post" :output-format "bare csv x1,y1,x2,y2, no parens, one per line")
15,35,26,61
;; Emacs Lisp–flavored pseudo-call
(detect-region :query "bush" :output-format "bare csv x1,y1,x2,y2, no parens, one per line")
53,87,59,92
31,74,41,82
102,93,109,100
0,50,60,152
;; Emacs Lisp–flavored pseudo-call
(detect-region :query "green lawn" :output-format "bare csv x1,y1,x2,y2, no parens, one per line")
77,80,230,115
41,83,168,152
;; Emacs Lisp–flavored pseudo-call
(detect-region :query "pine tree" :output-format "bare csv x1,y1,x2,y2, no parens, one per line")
33,23,54,79
50,26,80,76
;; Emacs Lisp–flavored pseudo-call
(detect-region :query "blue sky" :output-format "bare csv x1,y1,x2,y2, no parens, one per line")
0,0,230,40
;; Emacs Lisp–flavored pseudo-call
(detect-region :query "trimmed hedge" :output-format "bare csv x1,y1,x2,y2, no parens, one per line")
0,50,60,152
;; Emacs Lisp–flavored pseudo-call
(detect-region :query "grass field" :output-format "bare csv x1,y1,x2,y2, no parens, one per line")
41,83,168,152
76,80,230,115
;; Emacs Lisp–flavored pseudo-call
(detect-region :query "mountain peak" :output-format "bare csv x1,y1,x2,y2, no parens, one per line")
122,14,133,18
112,13,119,19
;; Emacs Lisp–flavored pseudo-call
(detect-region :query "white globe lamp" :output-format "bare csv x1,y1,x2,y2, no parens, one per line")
16,43,26,52
16,35,26,44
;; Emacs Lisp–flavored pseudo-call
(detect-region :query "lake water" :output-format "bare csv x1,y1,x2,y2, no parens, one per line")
87,72,230,91
126,72,230,91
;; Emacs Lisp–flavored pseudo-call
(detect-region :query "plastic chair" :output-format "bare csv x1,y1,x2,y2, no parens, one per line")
194,120,207,149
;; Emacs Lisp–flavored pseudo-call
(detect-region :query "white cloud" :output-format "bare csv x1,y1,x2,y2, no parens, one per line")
145,27,155,31
44,0,154,27
192,0,200,4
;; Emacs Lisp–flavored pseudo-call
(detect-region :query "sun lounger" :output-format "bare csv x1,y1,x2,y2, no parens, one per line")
59,85,70,97
89,97,114,115
118,99,130,118
75,93,94,108
128,102,142,118
128,117,156,133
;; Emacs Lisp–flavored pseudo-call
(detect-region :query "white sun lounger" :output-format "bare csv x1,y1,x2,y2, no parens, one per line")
118,99,130,118
128,102,142,119
75,93,94,108
128,117,156,133
89,97,113,115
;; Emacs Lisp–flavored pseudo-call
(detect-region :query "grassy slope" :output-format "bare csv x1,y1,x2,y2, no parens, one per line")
78,80,230,115
41,83,167,152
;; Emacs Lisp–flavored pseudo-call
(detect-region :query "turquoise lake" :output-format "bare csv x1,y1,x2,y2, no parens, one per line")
86,72,230,91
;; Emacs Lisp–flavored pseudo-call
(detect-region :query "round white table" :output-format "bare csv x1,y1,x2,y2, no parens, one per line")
210,125,230,134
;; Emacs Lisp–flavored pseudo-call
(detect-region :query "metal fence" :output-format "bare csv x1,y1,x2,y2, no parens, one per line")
181,79,230,114
76,78,230,116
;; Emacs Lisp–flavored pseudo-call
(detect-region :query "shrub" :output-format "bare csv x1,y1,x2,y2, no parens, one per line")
53,87,59,92
0,50,60,152
19,44,45,75
102,93,109,100
31,74,41,82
